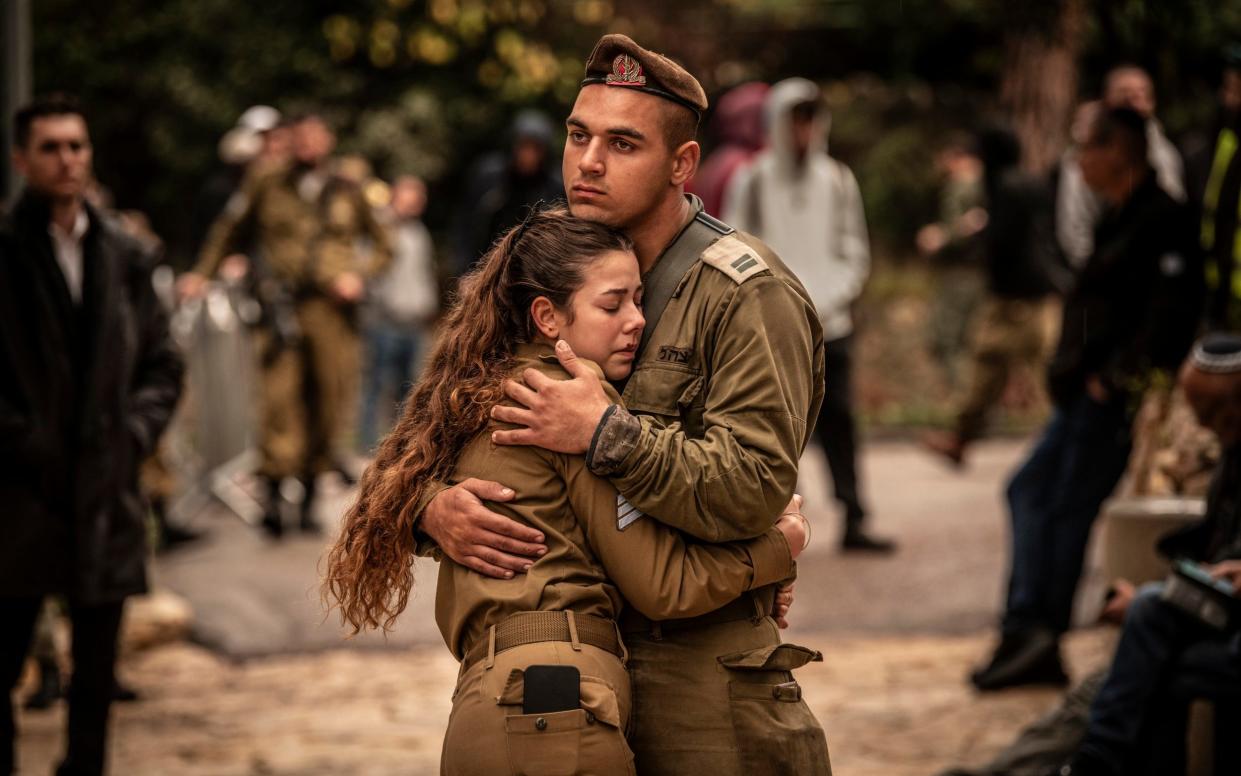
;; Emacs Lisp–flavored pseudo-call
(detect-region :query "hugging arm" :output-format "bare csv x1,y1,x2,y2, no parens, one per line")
588,276,822,542
562,453,797,620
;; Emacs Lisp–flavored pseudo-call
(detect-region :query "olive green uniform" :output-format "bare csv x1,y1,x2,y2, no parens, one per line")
195,164,391,478
437,344,795,775
954,296,1060,442
586,196,831,775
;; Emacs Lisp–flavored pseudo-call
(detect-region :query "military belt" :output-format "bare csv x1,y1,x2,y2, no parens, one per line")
619,587,775,637
463,611,625,669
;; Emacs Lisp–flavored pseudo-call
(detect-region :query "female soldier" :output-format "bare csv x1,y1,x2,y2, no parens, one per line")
324,209,807,774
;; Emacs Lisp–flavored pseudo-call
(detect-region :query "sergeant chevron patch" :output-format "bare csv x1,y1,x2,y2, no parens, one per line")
617,493,644,530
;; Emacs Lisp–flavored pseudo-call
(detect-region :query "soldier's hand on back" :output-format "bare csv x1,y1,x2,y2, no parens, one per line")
491,340,611,454
421,478,548,579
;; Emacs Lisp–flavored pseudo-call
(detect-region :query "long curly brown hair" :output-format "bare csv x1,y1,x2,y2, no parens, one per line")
323,207,633,633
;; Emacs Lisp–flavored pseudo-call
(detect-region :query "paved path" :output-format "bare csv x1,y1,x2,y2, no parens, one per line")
16,435,1130,775
17,630,1115,776
153,437,1108,656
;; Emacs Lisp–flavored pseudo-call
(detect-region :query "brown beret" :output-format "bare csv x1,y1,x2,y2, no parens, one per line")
582,34,708,120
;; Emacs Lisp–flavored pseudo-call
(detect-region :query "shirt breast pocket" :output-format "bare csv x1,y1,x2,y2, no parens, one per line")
623,363,705,436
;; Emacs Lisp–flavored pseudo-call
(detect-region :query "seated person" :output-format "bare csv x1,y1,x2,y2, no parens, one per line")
323,209,809,774
1059,332,1241,776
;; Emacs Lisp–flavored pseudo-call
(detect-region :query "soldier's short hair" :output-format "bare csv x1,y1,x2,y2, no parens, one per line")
660,102,700,150
13,93,87,148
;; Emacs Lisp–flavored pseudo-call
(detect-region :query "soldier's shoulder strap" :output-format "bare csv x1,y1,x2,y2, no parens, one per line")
638,210,732,355
700,230,770,285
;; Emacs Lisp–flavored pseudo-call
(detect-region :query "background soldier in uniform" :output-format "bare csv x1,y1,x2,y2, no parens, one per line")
414,35,833,774
179,113,391,536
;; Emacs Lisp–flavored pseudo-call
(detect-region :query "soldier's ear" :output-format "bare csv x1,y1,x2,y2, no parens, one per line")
530,296,561,339
670,140,700,187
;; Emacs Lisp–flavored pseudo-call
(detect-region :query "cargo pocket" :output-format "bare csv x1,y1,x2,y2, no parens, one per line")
623,363,704,432
718,643,832,776
499,670,635,776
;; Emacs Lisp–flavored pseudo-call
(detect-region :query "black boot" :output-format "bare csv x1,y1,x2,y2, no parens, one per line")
841,511,897,554
112,678,140,703
971,626,1068,691
841,526,898,553
299,474,322,534
260,477,284,539
22,660,62,710
154,498,204,553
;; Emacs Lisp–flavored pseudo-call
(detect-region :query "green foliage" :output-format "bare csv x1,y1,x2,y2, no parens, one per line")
25,0,1241,265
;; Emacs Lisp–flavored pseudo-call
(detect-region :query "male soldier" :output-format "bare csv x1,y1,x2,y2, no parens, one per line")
179,113,391,536
414,35,832,773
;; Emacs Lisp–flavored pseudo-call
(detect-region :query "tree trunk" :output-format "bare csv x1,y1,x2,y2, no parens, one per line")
999,0,1086,174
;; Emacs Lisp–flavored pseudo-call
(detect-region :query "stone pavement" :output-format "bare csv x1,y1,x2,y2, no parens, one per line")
14,437,1126,774
151,437,1110,656
15,629,1116,776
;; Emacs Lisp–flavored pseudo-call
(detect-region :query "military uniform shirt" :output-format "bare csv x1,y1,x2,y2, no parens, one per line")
194,163,392,290
435,343,794,660
588,195,826,543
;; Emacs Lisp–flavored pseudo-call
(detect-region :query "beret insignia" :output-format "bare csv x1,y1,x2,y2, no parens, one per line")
607,54,647,86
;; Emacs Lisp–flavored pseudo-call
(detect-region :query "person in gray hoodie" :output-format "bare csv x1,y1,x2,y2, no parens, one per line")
724,77,894,552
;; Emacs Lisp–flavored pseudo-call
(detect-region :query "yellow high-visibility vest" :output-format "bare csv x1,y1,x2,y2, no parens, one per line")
1202,128,1241,301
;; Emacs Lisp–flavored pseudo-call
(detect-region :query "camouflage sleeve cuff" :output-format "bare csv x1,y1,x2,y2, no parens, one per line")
586,404,642,477
747,528,795,590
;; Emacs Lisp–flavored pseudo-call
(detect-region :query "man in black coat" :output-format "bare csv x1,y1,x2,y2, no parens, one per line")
972,108,1204,691
0,95,183,775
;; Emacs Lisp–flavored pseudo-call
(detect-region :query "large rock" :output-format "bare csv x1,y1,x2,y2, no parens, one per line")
1099,496,1206,586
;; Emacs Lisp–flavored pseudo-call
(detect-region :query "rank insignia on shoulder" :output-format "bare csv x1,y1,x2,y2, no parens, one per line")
606,54,647,86
617,493,644,530
701,235,769,284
